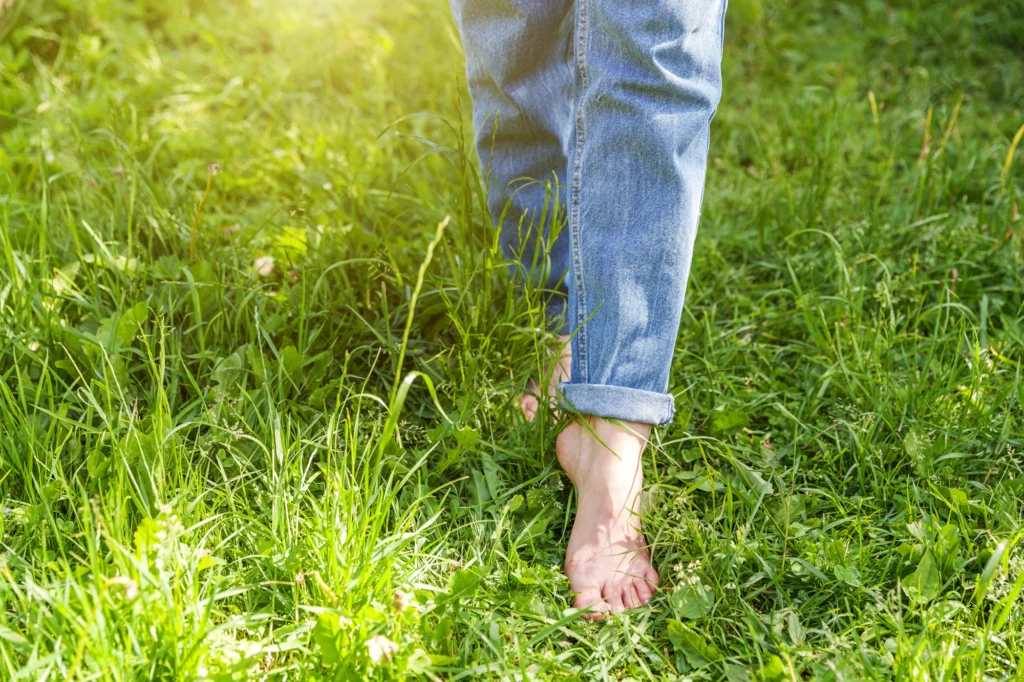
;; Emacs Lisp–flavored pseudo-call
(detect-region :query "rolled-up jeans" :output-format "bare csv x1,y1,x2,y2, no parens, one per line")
450,0,727,425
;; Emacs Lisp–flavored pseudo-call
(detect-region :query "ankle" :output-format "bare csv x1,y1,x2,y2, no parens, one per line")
556,416,651,489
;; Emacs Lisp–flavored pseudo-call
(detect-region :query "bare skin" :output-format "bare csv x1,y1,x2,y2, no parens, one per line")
522,336,659,618
520,334,572,422
556,416,659,618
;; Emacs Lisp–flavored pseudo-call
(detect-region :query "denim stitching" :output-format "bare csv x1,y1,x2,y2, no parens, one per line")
694,0,728,225
570,0,590,382
718,0,729,59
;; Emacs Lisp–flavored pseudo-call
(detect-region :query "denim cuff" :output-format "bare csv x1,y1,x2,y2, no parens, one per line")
558,382,676,426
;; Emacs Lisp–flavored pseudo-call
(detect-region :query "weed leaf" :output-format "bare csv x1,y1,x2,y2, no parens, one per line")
667,620,720,669
902,550,941,605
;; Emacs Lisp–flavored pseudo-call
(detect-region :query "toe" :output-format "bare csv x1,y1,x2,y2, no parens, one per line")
602,588,625,615
634,579,654,605
622,583,640,610
573,587,607,620
521,395,538,421
644,566,660,589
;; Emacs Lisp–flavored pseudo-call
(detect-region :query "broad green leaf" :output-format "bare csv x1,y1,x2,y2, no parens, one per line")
428,617,453,647
511,591,547,617
697,477,727,492
710,410,748,436
667,620,720,669
470,469,491,505
213,351,244,386
787,611,805,644
279,345,305,379
197,553,226,572
771,495,806,524
724,662,752,682
758,655,786,682
925,600,964,624
902,550,941,604
438,567,484,604
834,564,861,587
453,425,479,451
733,460,774,496
87,448,110,479
403,648,432,674
134,517,160,554
115,302,149,347
504,494,524,515
311,613,342,666
481,452,502,498
247,345,269,378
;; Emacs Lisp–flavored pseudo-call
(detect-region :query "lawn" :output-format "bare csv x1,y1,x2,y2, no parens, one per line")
2,0,1024,679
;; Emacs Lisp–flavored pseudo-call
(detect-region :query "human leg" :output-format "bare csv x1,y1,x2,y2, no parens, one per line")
449,0,575,330
450,0,577,419
560,0,728,425
558,0,728,616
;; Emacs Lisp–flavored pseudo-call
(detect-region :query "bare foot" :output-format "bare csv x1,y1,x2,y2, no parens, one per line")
556,416,659,619
521,334,571,421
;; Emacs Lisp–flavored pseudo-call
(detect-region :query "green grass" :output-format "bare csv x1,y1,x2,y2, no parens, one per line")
2,0,1024,679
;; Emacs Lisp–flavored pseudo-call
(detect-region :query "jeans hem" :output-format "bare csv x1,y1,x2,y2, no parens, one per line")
558,382,675,426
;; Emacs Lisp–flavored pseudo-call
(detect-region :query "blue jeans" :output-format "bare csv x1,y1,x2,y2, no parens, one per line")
451,0,727,425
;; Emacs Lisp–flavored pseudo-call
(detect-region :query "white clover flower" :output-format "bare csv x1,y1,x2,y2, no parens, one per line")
366,634,398,664
253,256,275,277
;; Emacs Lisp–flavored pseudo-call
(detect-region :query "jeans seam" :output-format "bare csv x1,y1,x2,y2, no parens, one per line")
718,0,729,59
696,0,728,225
570,0,590,383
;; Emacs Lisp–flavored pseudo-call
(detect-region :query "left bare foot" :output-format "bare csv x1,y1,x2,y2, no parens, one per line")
521,334,571,421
